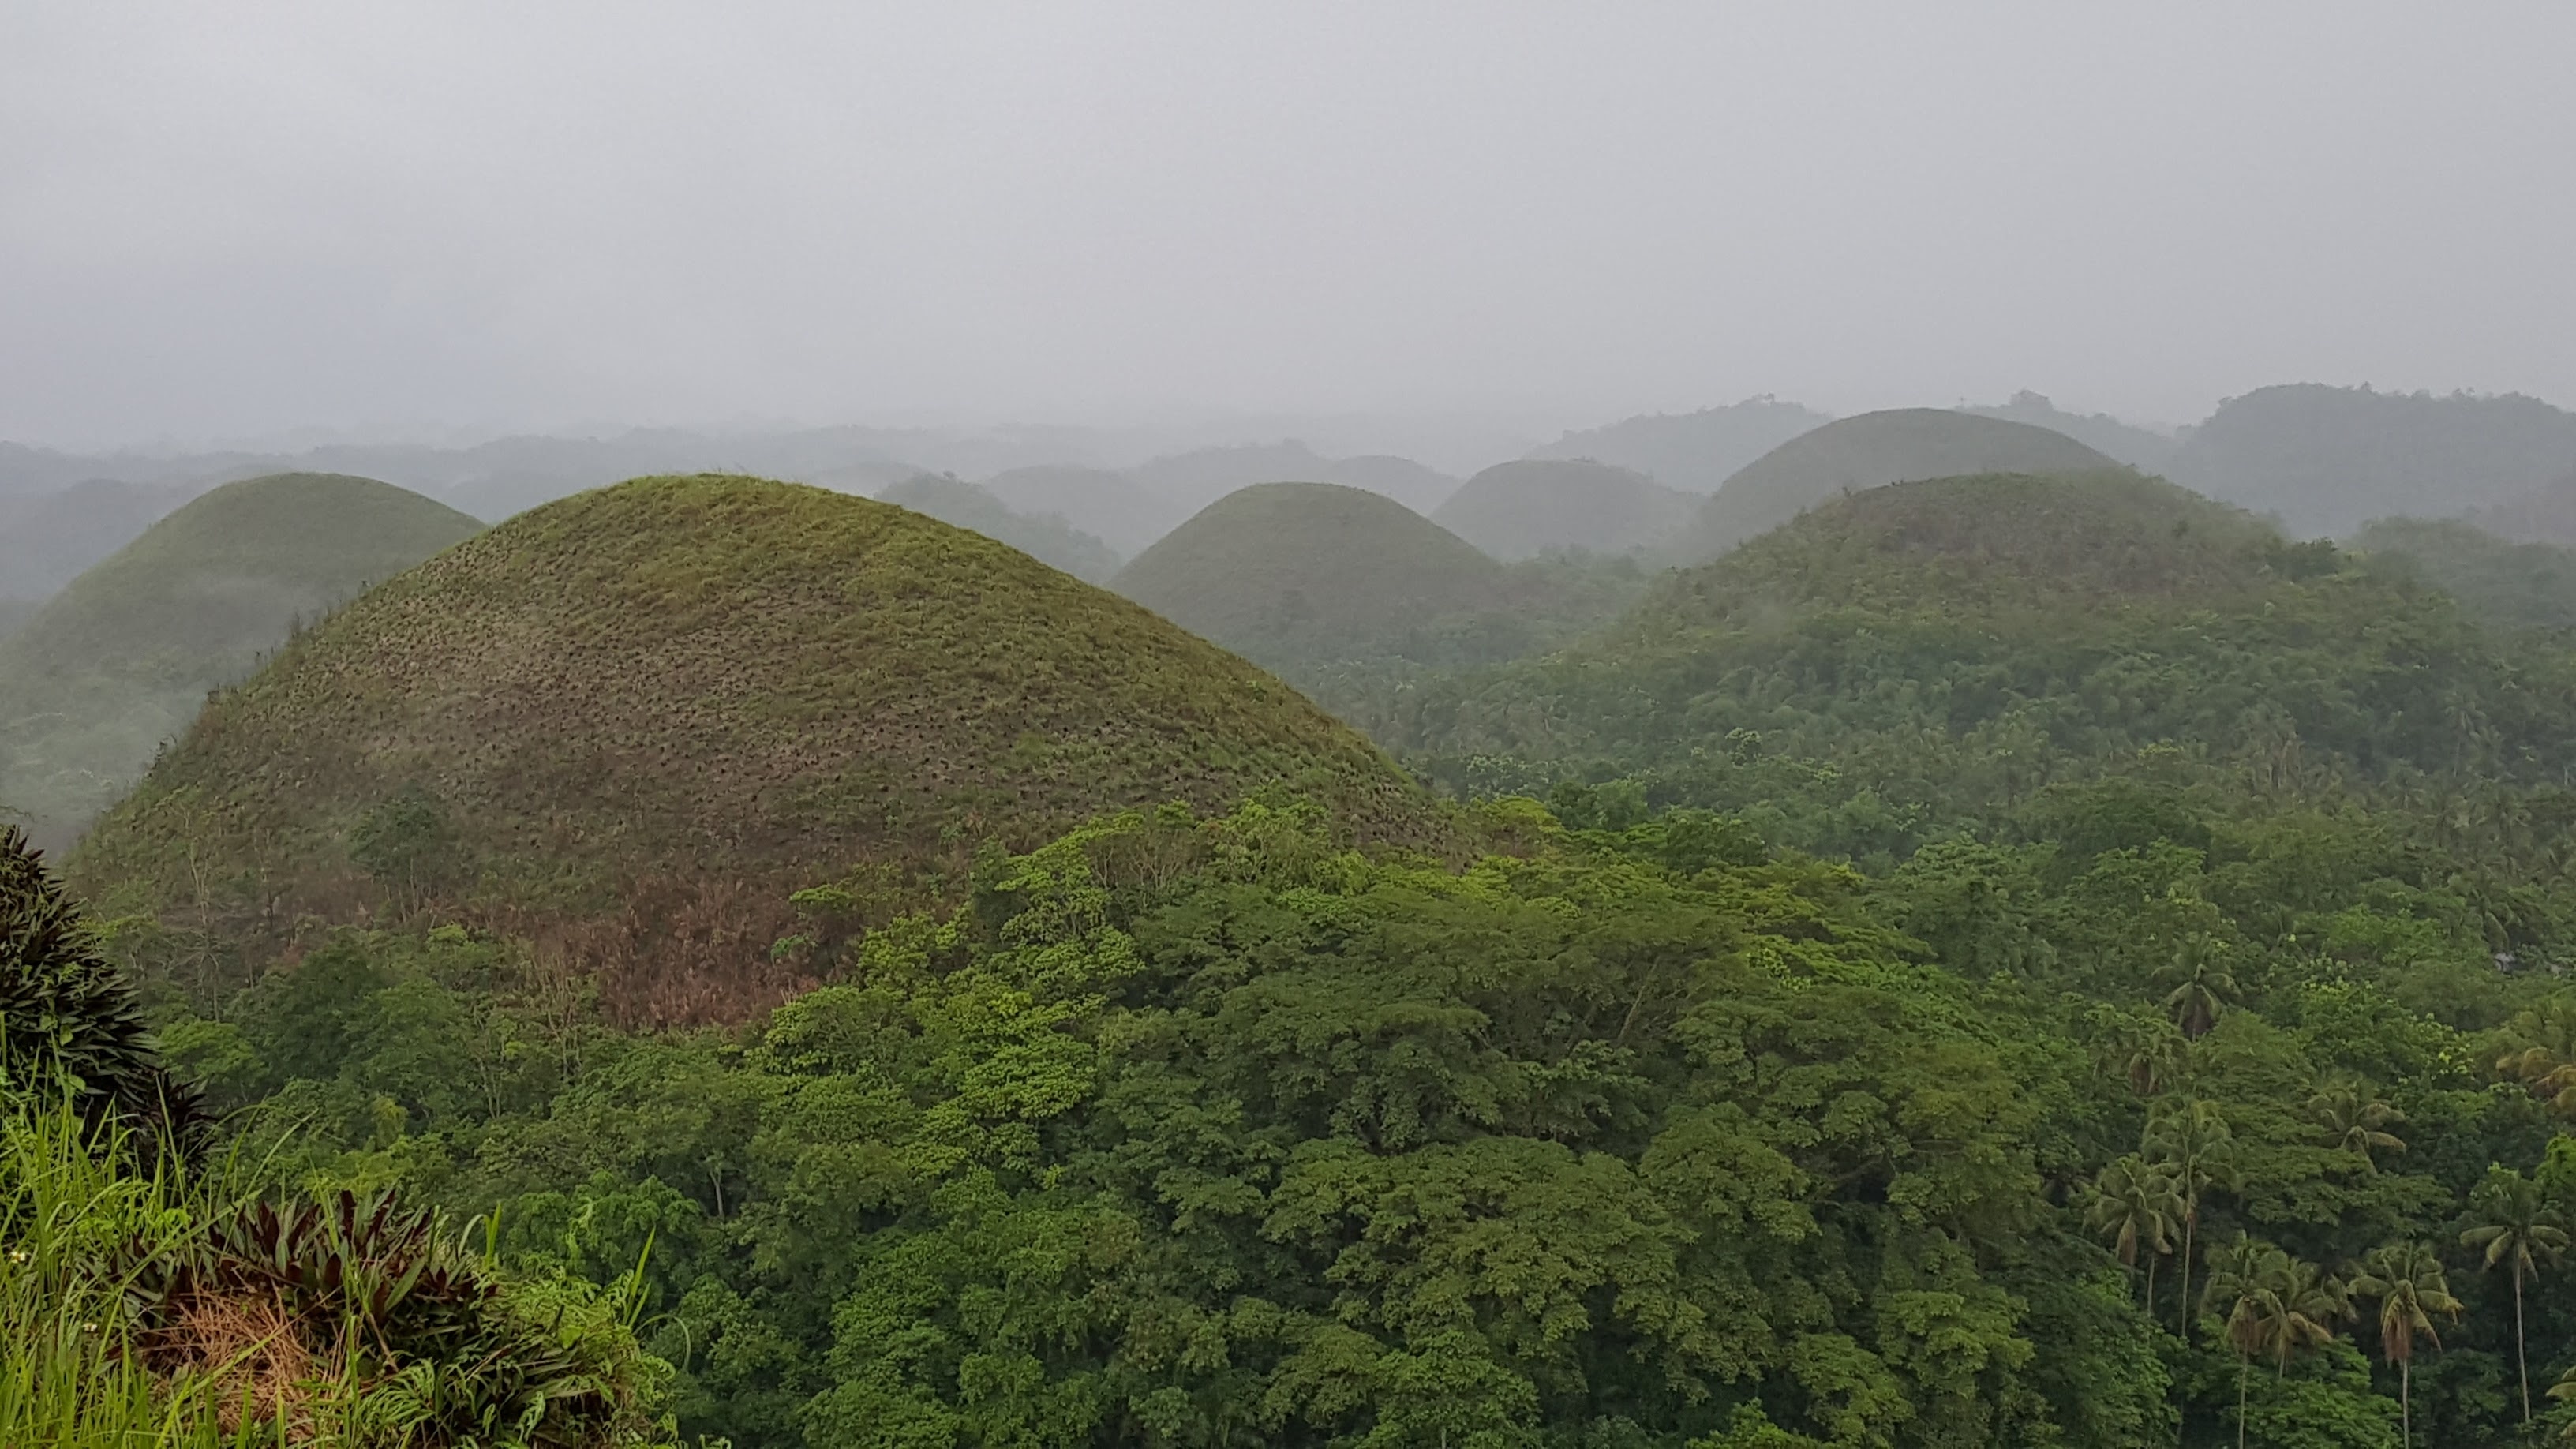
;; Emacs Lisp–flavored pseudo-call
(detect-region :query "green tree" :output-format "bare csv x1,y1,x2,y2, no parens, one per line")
2083,1154,2182,1309
2461,1166,2570,1426
2496,994,2576,1117
2309,1078,2407,1170
2147,1098,2233,1341
2158,932,2238,1040
2347,1241,2461,1448
2205,1243,2350,1449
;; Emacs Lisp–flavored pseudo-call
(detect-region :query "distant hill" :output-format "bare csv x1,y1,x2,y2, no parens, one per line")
1431,459,1699,560
983,466,1189,557
72,475,1447,1022
1679,408,2119,561
0,473,481,841
1114,483,1513,666
1129,441,1343,515
2462,466,2576,548
1389,471,2571,842
0,480,189,605
1528,396,1833,492
878,474,1122,582
2170,384,2576,537
2348,517,2576,632
1321,454,1459,514
1960,391,2177,472
0,598,33,646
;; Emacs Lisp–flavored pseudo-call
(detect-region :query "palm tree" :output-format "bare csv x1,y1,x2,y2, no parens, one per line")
2309,1079,2407,1170
2146,1098,2233,1341
2083,1155,2183,1309
2349,1241,2462,1448
2550,1363,2576,1443
2461,1167,2570,1425
2495,995,2576,1117
2203,1239,2271,1449
2157,932,2238,1040
2206,1243,2351,1449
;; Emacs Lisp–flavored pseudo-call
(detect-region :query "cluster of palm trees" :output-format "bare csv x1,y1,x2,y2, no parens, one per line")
2083,1077,2576,1447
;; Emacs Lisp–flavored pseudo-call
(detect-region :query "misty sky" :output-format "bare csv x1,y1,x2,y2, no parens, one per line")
4,3,2571,451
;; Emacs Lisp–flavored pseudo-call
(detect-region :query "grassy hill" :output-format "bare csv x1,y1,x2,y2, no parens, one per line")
0,479,189,605
72,475,1446,1018
878,473,1122,582
1679,408,2121,561
0,473,480,842
2349,515,2576,632
1430,459,1698,560
1527,396,1832,492
2171,384,2576,536
1114,482,1516,666
1387,470,2576,854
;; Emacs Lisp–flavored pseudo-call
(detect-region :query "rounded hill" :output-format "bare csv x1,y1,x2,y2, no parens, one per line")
1430,459,1698,560
878,473,1121,582
1681,408,2121,560
73,476,1444,1012
0,473,481,841
1114,482,1510,666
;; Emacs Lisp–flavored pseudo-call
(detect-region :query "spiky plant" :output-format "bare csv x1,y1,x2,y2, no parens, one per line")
0,826,204,1155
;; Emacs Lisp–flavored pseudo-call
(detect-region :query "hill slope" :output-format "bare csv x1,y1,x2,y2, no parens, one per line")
1431,459,1698,560
1389,470,2576,856
1114,483,1513,666
73,476,1444,1017
1960,391,2177,472
1528,396,1832,492
0,473,481,840
1679,409,2121,561
2171,384,2576,536
878,474,1122,582
2348,516,2576,632
983,466,1185,556
0,479,189,605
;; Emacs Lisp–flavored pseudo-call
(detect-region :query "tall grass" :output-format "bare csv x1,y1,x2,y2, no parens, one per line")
0,1100,270,1447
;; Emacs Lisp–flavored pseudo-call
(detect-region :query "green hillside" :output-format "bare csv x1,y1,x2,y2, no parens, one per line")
1391,470,2574,843
1113,482,1513,665
1430,458,1698,560
73,475,1444,1015
2173,383,2576,536
1680,407,2120,560
2349,515,2576,631
0,473,480,840
878,472,1122,582
2467,466,2576,547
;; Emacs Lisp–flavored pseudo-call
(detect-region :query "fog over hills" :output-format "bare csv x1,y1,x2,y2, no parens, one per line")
1527,397,1834,493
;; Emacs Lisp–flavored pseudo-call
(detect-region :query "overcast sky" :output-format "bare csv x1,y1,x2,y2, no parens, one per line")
3,2,2570,451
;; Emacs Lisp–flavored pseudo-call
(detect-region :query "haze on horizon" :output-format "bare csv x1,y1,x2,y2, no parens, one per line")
3,2,2571,452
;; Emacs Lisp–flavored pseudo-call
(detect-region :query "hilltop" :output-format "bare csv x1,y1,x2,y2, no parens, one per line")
1960,391,2178,472
0,473,480,841
1679,407,2120,560
1527,396,1831,492
1387,470,2576,848
1113,482,1512,667
73,475,1445,1019
878,473,1121,582
1430,459,1698,560
2170,384,2576,536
